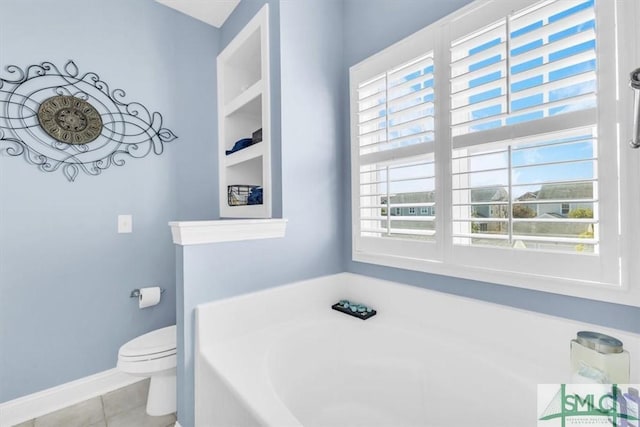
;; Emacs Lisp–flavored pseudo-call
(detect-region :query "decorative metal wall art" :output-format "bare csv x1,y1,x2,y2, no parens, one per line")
0,60,177,181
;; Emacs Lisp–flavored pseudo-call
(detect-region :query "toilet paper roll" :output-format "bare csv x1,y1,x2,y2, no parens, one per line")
138,287,161,309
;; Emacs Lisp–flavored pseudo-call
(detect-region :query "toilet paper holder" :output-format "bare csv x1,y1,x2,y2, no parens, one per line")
130,288,166,298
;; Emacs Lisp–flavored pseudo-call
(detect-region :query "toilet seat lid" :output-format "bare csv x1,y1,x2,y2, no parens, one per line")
119,325,176,357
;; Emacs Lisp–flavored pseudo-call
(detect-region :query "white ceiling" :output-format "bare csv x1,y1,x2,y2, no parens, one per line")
155,0,241,28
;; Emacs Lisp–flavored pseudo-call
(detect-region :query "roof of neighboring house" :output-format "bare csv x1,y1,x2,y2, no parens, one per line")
515,183,592,201
384,187,508,204
382,182,591,206
538,212,565,219
470,187,508,203
383,191,435,203
536,182,593,200
515,191,539,201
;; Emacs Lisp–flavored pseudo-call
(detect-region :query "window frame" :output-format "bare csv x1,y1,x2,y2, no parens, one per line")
349,0,640,307
351,23,442,264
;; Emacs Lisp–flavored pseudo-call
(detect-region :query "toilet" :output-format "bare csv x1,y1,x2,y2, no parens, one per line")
117,325,177,416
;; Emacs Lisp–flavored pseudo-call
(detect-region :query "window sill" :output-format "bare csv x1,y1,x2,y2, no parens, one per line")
352,251,640,308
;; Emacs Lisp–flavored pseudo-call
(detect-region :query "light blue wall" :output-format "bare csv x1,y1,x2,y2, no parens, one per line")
0,0,218,402
176,1,345,425
341,0,640,333
343,0,473,66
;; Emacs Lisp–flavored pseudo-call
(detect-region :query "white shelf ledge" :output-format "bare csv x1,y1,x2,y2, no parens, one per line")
225,79,263,117
169,218,287,246
224,141,264,167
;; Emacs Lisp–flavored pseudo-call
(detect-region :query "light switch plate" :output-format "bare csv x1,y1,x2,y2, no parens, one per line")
118,214,133,233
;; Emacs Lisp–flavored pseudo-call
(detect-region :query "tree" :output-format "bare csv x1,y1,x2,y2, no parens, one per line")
568,208,593,219
512,204,536,218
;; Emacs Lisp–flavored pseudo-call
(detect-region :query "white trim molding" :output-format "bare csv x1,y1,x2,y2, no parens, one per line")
169,219,288,246
0,369,142,427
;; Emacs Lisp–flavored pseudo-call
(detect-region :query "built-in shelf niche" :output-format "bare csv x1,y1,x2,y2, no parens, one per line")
218,4,271,219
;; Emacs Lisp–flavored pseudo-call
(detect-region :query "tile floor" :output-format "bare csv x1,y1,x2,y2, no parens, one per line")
12,379,176,427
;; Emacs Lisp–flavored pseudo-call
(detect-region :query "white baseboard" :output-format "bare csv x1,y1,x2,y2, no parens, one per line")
0,368,143,427
175,422,182,427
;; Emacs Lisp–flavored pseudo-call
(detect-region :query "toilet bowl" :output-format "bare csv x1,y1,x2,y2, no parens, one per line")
117,325,177,416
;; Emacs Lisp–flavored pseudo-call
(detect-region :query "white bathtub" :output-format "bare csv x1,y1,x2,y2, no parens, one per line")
195,273,640,427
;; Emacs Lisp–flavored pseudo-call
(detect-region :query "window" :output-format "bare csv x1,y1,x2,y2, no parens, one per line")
350,0,640,305
453,128,598,253
450,0,599,254
420,207,433,215
354,45,439,261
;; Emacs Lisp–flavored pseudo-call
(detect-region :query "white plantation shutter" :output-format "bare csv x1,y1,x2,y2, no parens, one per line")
359,158,436,238
357,53,435,159
450,0,600,254
451,0,597,142
448,0,620,286
451,126,599,252
450,19,508,136
353,48,440,260
351,0,632,298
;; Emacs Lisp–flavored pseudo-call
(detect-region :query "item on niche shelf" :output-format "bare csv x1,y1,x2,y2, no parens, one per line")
228,185,263,206
252,128,263,144
248,186,263,205
225,138,254,155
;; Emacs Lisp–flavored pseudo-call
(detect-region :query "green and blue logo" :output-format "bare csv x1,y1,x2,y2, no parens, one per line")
538,384,639,427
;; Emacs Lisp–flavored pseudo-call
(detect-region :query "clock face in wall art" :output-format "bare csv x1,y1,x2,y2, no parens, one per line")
0,60,177,181
37,95,103,145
